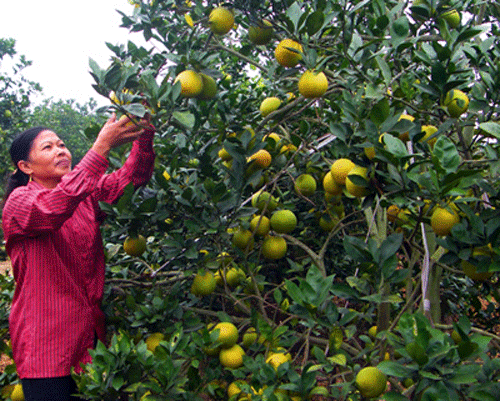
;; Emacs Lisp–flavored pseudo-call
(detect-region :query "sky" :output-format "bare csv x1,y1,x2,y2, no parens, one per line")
0,0,145,107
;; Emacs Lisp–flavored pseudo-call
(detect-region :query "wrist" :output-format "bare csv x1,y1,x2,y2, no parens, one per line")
91,140,110,159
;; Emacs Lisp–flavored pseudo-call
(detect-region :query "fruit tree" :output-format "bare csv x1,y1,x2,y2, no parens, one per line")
3,1,500,400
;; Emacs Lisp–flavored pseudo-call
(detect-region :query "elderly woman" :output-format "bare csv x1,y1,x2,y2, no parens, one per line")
1,114,155,401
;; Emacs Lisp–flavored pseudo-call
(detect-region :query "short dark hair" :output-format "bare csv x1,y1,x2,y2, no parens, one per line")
3,126,49,204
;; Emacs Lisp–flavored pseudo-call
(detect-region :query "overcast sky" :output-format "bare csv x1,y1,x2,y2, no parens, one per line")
0,0,144,106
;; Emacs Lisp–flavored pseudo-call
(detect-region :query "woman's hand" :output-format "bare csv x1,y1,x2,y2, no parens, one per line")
91,114,147,158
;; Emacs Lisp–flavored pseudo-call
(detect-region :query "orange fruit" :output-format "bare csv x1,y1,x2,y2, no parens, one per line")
275,39,302,67
191,270,217,296
123,235,147,257
323,171,343,195
298,70,328,98
261,235,287,259
345,165,369,198
248,149,272,169
355,367,387,399
331,158,355,185
430,205,460,236
208,7,234,35
443,89,469,118
174,70,203,97
294,174,317,197
219,344,245,368
260,97,281,117
198,73,217,99
270,209,297,234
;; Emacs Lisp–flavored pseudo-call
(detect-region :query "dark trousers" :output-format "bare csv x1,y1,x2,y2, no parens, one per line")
21,376,82,401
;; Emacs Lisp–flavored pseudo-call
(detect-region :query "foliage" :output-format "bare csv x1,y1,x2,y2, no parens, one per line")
3,0,500,400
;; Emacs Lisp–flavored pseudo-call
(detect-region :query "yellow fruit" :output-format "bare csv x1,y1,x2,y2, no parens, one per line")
430,206,460,236
443,89,469,118
248,149,272,169
110,88,133,105
461,246,494,281
10,384,24,401
263,132,281,149
191,270,217,296
227,380,246,398
420,125,438,148
248,20,274,45
250,215,271,237
198,73,217,100
260,97,281,117
208,7,234,35
298,70,328,98
355,367,387,399
232,228,254,250
266,352,289,370
398,114,414,142
174,70,203,97
323,171,343,195
261,235,287,260
294,173,317,197
441,9,460,28
331,158,355,185
364,145,376,160
275,39,303,67
270,209,297,234
211,322,239,348
368,325,377,338
242,327,258,348
219,344,245,368
386,205,400,223
251,190,278,212
225,267,246,287
123,235,147,257
345,166,369,198
146,332,165,352
218,147,232,161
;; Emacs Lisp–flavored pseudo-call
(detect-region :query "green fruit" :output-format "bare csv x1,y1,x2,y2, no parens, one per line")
355,367,387,399
248,20,273,45
191,270,217,296
270,209,297,234
4,110,12,118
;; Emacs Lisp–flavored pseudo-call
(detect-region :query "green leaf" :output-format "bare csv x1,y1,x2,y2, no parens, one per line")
370,98,390,127
390,16,409,45
433,136,460,174
376,56,391,86
306,11,325,36
456,28,486,44
479,122,500,139
378,361,415,378
328,353,347,366
172,111,195,129
383,134,408,158
377,233,403,265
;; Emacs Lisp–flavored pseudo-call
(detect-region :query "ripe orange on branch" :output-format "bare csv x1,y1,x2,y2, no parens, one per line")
248,149,272,169
331,158,355,186
208,7,234,35
298,70,328,98
174,70,203,97
275,38,303,67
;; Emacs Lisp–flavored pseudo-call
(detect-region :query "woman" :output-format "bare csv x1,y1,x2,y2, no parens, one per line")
1,114,155,401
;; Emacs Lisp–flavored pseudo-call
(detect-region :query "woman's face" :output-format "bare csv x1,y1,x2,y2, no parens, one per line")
19,130,72,189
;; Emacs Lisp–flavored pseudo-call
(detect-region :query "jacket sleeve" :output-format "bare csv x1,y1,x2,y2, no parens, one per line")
2,151,109,239
92,128,155,204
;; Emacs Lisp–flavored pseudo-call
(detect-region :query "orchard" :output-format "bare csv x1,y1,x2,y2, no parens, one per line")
2,0,500,400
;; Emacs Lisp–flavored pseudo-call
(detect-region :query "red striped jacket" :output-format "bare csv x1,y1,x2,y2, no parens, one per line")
2,131,155,378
